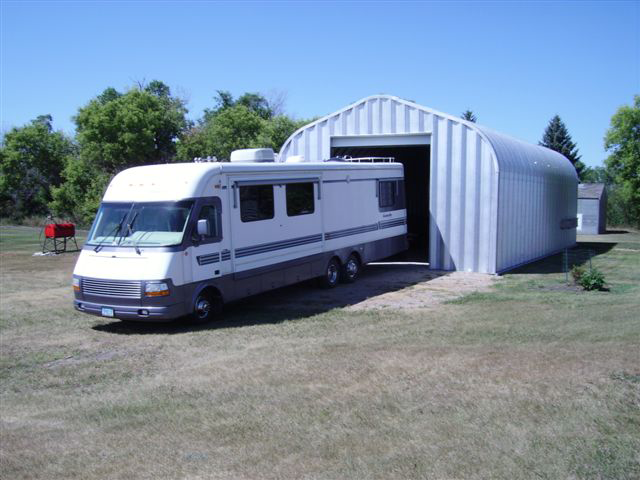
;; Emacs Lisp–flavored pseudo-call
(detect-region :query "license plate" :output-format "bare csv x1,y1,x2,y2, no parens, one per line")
101,307,114,317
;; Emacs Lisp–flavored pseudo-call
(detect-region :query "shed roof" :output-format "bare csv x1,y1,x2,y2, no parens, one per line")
578,183,605,199
279,95,577,181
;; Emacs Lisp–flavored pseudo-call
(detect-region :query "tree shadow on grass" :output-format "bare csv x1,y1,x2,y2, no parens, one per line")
92,262,448,335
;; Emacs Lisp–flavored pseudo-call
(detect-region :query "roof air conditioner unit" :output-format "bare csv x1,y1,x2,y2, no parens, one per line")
230,148,275,163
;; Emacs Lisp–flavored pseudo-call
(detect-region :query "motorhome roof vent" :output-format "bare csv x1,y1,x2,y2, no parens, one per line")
230,148,275,163
193,156,218,163
285,155,305,163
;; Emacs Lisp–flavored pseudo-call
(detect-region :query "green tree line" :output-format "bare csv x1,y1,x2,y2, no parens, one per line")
1,87,639,228
541,98,640,228
0,81,310,225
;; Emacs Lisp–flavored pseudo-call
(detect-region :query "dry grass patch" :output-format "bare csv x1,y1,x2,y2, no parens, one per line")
1,227,639,479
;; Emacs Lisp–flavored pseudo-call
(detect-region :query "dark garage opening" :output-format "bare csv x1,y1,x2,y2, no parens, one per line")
330,145,430,261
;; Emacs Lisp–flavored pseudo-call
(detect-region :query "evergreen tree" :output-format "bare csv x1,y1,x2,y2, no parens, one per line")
540,115,585,178
461,110,477,123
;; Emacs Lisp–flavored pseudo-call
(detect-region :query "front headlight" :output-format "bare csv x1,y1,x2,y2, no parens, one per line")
145,281,170,297
72,277,80,292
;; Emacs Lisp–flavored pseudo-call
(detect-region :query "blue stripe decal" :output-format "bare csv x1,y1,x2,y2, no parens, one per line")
324,223,379,241
378,218,406,229
197,253,220,266
235,233,323,258
221,250,231,261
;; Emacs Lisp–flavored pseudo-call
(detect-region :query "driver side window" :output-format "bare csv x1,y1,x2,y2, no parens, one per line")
193,201,222,243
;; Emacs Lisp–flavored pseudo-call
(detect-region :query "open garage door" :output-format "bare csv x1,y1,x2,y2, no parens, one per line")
330,143,430,262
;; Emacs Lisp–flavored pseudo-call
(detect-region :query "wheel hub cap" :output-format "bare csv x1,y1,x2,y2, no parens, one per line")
347,260,358,275
196,298,211,318
328,265,338,283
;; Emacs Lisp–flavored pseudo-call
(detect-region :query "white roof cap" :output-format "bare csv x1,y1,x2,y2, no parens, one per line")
285,155,305,163
230,148,275,163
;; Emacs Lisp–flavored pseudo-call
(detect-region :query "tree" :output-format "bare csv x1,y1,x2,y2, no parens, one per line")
74,81,188,172
206,106,265,160
0,115,75,220
581,166,612,184
51,81,188,223
50,156,110,226
257,116,310,152
461,110,477,123
178,91,310,161
236,93,272,120
202,91,273,124
175,126,210,161
179,105,265,161
604,95,640,227
540,115,585,178
265,89,288,117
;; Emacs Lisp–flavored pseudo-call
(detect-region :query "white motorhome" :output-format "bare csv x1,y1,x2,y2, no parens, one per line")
72,150,407,322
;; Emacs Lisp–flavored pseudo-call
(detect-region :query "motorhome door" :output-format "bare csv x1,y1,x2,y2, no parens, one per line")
188,197,230,282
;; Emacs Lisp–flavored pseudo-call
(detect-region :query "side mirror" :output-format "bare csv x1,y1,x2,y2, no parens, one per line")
196,219,210,237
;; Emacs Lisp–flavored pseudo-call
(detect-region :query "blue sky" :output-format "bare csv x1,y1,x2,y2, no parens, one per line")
1,0,638,167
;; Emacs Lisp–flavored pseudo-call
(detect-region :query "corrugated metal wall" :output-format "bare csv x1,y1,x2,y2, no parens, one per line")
481,129,578,272
279,95,577,274
429,117,498,273
599,192,607,234
578,199,601,235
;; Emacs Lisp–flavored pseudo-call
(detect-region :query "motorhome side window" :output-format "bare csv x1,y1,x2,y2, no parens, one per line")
379,181,396,208
198,205,219,238
379,180,405,212
240,185,274,222
286,183,315,216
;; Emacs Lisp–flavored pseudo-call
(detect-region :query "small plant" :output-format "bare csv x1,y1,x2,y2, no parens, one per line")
579,268,606,291
570,265,586,284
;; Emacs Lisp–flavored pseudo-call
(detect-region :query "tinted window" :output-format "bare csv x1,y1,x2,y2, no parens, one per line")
240,185,274,222
286,183,315,216
87,201,194,247
379,181,396,208
379,180,406,212
198,205,220,238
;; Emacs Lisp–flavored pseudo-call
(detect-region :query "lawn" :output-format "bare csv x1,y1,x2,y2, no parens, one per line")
1,226,638,479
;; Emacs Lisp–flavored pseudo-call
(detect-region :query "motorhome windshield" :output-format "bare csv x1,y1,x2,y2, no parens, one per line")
87,201,194,247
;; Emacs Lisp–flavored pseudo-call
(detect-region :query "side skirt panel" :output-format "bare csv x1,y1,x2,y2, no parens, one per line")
193,234,407,305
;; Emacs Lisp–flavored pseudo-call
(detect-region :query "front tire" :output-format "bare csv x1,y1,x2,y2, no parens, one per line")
191,290,221,324
341,254,361,283
318,257,341,289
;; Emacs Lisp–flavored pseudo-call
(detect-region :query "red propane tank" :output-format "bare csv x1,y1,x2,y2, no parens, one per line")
44,223,75,238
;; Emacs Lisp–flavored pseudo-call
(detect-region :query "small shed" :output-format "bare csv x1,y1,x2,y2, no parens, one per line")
279,95,578,274
577,183,607,234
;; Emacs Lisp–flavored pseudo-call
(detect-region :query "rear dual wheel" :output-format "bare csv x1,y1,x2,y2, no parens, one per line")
318,257,341,289
341,254,361,283
319,254,361,289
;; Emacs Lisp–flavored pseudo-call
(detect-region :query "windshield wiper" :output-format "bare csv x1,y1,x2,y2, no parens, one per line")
93,213,127,253
115,204,136,246
126,211,141,255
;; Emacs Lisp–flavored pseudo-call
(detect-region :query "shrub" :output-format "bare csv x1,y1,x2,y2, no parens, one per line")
570,265,586,284
579,268,606,291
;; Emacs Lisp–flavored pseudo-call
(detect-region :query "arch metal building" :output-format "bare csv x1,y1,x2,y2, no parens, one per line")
279,95,577,274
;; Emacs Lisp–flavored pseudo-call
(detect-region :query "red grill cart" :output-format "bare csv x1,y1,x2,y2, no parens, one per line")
42,222,79,253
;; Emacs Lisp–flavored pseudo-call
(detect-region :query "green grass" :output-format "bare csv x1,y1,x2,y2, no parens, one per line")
1,226,639,479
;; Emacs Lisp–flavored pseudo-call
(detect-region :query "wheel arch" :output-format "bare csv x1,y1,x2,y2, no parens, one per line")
190,283,223,311
349,250,363,265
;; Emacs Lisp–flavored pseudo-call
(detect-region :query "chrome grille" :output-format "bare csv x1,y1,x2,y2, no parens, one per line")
81,278,142,298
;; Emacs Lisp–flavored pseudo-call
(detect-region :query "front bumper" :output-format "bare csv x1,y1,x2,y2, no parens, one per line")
73,276,190,322
74,299,188,322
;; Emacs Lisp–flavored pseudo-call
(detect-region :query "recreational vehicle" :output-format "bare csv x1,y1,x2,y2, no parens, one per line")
72,149,407,322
